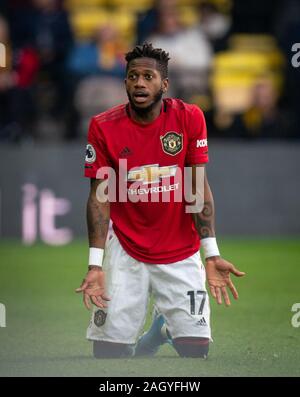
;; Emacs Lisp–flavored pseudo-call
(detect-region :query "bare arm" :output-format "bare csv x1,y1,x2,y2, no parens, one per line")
76,178,110,310
87,178,110,252
190,165,245,306
191,166,216,240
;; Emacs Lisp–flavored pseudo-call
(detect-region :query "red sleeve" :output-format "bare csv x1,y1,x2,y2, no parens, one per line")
84,117,112,178
185,105,209,165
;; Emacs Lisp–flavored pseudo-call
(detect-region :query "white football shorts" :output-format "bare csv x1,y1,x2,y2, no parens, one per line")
87,232,211,343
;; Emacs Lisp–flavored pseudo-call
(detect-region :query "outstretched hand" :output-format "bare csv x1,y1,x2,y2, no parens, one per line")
75,267,110,310
205,257,245,306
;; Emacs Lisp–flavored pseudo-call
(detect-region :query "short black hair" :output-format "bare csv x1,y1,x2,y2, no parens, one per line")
125,43,170,79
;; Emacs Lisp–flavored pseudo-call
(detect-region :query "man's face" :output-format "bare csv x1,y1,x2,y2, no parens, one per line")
125,58,168,114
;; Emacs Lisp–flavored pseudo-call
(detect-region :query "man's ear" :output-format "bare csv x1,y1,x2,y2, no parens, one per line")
162,78,169,93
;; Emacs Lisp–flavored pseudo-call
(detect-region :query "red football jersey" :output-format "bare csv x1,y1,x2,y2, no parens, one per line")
84,98,209,264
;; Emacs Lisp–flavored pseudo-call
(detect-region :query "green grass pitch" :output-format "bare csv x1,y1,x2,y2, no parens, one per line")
0,238,300,377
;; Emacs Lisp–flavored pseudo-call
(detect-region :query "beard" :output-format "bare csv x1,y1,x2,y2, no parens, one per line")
127,87,164,116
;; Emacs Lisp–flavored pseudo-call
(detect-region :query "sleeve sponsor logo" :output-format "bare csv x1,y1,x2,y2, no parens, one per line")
196,139,207,148
85,143,96,163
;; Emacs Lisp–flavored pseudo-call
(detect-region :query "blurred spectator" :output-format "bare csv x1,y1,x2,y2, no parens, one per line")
242,77,296,139
1,0,35,49
33,0,73,67
66,23,127,139
147,3,213,100
136,0,176,45
0,14,13,140
32,0,73,120
212,77,296,139
1,0,298,142
198,1,231,52
0,14,40,142
67,24,125,80
148,5,212,70
73,75,127,139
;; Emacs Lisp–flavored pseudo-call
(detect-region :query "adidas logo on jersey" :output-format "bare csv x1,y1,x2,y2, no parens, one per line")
119,147,132,158
196,317,207,326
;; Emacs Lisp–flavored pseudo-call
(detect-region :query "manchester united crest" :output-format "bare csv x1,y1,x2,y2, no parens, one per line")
160,132,183,156
94,309,107,327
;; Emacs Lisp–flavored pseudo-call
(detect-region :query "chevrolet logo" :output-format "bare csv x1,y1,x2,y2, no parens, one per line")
127,164,177,185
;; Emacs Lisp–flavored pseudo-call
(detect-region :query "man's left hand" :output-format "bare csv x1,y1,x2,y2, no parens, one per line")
205,257,245,306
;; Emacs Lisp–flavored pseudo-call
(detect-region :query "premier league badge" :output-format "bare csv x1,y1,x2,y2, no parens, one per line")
85,143,96,163
160,132,183,156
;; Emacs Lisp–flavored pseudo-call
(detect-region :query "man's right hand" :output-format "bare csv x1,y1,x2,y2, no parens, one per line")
75,266,110,310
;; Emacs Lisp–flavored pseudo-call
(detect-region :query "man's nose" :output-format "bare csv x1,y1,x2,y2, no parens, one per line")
134,76,146,88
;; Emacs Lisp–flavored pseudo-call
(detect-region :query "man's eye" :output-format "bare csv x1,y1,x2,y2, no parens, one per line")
128,75,136,80
145,75,153,80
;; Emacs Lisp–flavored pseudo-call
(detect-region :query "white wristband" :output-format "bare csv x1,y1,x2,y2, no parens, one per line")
88,247,104,267
201,237,220,259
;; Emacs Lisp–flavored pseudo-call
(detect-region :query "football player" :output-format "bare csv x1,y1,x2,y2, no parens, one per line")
76,43,245,358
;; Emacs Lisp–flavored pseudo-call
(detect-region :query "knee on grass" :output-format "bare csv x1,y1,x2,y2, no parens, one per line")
93,341,134,359
173,337,209,358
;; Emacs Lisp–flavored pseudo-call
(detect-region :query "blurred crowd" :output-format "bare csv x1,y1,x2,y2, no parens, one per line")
0,0,299,143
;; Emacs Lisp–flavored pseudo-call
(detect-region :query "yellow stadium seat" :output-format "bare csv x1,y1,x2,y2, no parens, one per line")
211,47,285,113
70,8,136,42
214,51,284,74
229,34,278,52
70,9,111,40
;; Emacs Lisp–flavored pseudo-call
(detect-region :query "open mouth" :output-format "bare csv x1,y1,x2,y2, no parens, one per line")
133,92,149,103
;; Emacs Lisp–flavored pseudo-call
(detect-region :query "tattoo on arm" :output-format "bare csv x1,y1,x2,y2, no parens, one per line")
192,201,215,239
191,167,216,239
87,180,110,247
